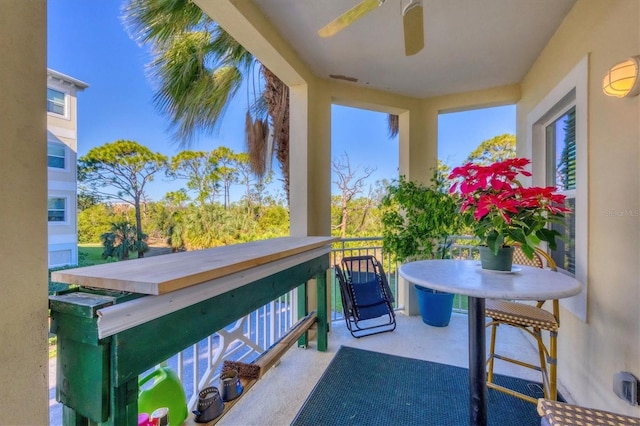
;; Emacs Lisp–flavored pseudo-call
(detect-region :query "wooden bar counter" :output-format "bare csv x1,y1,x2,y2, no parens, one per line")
49,237,336,426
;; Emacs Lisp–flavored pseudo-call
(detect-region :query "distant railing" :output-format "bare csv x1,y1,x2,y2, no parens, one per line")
448,235,481,261
329,236,481,318
330,237,398,320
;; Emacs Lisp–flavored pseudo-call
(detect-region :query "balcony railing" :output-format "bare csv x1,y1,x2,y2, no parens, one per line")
167,236,480,408
329,236,480,317
448,235,482,260
161,291,298,410
330,237,399,319
50,236,479,423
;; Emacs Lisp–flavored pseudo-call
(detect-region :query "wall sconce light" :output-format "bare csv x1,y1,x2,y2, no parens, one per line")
602,56,640,98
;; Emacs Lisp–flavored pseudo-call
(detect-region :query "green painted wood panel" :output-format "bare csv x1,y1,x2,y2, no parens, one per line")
297,282,308,347
112,255,329,386
56,337,110,422
316,271,328,352
50,252,330,425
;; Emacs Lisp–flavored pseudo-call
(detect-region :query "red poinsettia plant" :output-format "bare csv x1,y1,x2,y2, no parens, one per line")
448,158,570,259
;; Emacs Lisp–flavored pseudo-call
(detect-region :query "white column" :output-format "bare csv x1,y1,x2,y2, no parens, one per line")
0,1,49,424
289,79,332,237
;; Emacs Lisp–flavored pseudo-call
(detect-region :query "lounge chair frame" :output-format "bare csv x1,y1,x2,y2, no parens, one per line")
335,255,396,338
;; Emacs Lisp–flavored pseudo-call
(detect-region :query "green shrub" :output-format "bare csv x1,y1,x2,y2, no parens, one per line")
380,175,462,262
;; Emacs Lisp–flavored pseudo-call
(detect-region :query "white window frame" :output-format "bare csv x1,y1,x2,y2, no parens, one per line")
48,196,68,224
47,141,67,170
526,55,588,322
47,87,67,117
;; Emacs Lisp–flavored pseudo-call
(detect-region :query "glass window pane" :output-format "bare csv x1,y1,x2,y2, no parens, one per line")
48,157,65,168
49,103,65,115
550,198,575,273
48,198,65,209
48,210,66,222
547,107,576,191
47,142,66,168
47,142,65,156
48,197,66,222
545,106,576,274
47,88,66,115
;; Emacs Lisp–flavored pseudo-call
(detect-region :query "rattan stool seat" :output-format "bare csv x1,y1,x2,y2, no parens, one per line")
486,299,559,331
485,245,562,404
537,398,640,426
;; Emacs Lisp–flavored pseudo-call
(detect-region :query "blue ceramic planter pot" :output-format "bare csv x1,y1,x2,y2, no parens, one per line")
415,285,454,327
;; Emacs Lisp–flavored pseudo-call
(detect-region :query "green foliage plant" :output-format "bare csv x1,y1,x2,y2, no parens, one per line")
101,220,149,260
380,175,461,263
77,204,115,243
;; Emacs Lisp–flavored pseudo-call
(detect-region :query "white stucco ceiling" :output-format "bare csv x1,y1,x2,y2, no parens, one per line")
252,0,576,98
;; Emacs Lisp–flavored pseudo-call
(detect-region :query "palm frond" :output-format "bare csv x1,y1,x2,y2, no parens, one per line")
388,114,399,138
209,26,254,71
150,31,244,146
122,0,207,46
245,111,269,178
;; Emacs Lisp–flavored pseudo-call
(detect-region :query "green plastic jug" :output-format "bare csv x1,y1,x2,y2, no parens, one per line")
138,366,188,426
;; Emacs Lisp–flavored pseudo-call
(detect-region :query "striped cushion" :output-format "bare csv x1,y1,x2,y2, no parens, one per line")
537,398,640,426
486,299,558,331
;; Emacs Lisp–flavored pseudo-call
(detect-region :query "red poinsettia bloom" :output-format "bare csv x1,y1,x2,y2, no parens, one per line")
448,158,570,257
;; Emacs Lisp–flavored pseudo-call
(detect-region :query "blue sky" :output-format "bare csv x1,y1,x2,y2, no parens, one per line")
48,0,515,202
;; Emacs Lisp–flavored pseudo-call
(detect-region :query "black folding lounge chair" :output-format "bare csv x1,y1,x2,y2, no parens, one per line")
335,255,396,338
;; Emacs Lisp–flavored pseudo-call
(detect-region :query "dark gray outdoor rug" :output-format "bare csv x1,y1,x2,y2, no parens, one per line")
292,346,561,426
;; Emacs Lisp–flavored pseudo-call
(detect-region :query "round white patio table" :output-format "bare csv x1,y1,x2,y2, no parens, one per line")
399,259,582,426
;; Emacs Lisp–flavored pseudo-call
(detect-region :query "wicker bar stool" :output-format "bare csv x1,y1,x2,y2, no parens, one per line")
537,398,640,425
485,245,561,404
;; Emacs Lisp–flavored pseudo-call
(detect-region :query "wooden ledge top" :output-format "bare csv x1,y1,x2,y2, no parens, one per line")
51,236,337,295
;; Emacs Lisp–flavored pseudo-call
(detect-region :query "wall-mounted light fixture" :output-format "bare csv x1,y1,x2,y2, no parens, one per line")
602,56,640,98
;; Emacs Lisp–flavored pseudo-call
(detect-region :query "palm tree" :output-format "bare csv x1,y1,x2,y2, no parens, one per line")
122,0,290,199
101,220,149,260
123,0,396,203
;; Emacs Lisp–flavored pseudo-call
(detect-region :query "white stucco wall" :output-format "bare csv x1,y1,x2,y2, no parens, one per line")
47,72,85,267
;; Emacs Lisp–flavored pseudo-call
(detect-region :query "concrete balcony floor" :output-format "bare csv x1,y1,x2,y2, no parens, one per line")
218,312,574,426
49,312,573,425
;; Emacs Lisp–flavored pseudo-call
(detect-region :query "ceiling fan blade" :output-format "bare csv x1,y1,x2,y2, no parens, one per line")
403,0,424,56
318,0,384,38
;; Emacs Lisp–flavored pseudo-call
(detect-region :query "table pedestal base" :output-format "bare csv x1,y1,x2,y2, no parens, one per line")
399,260,581,426
468,296,487,426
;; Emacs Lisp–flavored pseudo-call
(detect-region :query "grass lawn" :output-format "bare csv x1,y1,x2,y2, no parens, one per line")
78,243,174,266
78,244,108,265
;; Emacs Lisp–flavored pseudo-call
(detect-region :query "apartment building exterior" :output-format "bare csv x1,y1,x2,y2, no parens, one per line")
47,69,88,267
